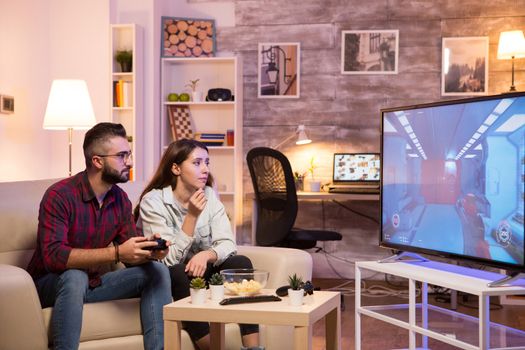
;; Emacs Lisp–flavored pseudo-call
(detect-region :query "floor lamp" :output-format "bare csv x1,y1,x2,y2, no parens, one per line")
272,124,312,150
497,30,525,92
43,80,96,176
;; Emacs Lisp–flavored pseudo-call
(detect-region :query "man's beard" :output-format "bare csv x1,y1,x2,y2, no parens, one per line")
101,165,130,184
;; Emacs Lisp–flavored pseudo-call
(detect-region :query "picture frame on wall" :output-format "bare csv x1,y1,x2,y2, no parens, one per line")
161,16,216,58
258,42,300,98
341,30,399,74
442,36,488,96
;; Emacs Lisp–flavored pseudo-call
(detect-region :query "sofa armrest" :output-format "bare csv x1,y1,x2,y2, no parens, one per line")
0,264,48,349
237,246,312,289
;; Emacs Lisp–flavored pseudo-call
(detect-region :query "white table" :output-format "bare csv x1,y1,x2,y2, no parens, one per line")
355,260,525,350
164,289,341,350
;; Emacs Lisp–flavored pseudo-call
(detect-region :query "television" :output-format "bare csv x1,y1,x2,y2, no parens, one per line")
380,92,525,285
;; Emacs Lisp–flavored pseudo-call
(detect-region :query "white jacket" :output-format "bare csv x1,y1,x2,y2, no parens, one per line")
137,185,236,266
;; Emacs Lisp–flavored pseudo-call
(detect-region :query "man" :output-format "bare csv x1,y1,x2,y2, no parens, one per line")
27,122,172,350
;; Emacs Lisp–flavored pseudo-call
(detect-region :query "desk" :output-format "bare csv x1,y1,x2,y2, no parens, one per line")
246,191,379,244
163,289,341,350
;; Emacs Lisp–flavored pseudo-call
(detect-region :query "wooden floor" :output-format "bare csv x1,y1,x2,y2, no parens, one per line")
311,278,525,350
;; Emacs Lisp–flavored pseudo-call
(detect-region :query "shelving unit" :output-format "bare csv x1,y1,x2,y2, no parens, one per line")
160,57,243,237
355,260,525,349
110,23,142,181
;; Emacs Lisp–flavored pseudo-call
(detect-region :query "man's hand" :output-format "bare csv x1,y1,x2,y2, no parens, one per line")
119,234,170,264
185,250,215,277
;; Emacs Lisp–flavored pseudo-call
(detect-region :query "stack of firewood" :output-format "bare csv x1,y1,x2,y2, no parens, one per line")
163,19,214,57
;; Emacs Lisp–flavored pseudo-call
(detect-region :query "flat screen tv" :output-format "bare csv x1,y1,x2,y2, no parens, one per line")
380,92,525,284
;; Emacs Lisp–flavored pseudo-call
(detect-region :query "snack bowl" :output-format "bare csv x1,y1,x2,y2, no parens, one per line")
220,269,269,296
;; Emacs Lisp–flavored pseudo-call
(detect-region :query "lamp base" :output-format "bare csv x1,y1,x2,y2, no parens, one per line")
509,85,517,92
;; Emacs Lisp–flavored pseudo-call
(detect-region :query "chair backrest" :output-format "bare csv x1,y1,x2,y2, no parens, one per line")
246,147,298,246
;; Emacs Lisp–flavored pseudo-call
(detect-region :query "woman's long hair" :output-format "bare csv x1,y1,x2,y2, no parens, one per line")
133,139,213,219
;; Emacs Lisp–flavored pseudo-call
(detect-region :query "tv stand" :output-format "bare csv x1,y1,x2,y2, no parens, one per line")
378,251,428,263
355,260,525,349
488,271,525,288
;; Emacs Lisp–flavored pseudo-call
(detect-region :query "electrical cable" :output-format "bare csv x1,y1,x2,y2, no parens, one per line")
319,249,418,299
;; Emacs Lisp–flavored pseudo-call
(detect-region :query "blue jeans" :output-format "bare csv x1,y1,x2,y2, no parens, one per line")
35,262,171,350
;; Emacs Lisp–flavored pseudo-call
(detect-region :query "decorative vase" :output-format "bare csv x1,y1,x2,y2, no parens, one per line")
309,180,321,192
288,289,304,306
192,91,204,102
190,288,207,305
209,285,225,301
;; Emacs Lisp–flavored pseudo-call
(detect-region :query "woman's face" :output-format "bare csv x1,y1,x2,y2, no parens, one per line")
173,147,210,190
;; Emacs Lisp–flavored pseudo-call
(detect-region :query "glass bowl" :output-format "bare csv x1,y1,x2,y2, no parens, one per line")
220,269,269,296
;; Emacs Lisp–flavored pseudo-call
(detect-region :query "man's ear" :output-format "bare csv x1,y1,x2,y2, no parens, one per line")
91,156,104,170
171,163,181,175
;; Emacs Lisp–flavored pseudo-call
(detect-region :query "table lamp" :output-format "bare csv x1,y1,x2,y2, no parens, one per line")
272,124,312,149
497,30,525,92
43,79,96,176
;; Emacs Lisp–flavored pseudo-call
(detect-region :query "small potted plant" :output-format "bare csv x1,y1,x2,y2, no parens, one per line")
287,273,304,306
186,78,203,102
115,50,132,72
208,273,225,301
189,277,207,305
307,157,321,192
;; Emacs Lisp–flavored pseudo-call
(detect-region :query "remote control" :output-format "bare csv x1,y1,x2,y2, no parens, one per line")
219,295,281,305
143,238,168,251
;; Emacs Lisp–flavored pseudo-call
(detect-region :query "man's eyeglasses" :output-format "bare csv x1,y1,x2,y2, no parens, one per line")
96,151,133,162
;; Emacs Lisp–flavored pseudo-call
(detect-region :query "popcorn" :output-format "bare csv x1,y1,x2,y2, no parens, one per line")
224,279,262,296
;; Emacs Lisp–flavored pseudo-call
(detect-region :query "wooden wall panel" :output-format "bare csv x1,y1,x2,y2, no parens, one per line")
209,0,525,277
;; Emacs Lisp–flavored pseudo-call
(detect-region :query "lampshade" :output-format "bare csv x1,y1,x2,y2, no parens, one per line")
43,79,96,130
273,124,312,149
295,125,311,145
497,30,525,60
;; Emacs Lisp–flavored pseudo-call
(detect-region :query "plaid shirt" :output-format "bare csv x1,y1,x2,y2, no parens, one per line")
27,171,141,288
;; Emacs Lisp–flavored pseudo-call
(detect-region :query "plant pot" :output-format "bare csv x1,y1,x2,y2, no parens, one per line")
308,180,321,192
119,61,132,73
192,91,204,102
190,288,207,305
209,284,225,301
288,288,304,306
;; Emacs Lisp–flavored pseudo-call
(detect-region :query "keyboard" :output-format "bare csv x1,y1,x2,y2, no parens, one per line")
328,187,379,194
219,294,281,305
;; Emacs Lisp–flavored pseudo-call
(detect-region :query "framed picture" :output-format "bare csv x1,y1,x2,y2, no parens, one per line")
442,36,488,96
0,95,14,114
161,16,216,58
258,42,300,98
341,30,399,74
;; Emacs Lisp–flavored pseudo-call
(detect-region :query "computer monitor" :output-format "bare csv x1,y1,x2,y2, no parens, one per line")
332,153,380,184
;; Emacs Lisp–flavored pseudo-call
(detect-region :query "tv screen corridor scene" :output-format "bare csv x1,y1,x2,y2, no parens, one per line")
381,93,525,271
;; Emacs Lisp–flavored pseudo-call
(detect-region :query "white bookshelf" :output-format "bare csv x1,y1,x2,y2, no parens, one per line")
160,57,243,237
110,23,142,181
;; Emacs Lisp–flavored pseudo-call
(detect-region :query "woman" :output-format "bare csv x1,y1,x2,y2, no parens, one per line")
134,139,262,350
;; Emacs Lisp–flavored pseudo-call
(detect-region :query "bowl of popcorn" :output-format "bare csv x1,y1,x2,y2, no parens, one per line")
220,269,269,296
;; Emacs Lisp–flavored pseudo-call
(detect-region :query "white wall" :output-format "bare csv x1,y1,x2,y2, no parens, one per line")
0,0,108,182
0,0,232,182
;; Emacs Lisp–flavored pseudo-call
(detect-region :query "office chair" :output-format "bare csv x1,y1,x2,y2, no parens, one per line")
246,147,342,250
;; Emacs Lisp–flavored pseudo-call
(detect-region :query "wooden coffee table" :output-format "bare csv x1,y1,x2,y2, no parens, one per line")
163,289,341,350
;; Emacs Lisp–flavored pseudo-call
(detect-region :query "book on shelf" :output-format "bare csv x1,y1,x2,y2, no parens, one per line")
113,80,132,107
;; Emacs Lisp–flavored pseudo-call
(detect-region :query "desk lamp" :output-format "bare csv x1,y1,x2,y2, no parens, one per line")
273,124,312,149
497,30,525,92
43,79,96,176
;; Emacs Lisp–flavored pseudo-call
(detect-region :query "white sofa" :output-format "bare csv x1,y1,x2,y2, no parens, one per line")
0,179,313,350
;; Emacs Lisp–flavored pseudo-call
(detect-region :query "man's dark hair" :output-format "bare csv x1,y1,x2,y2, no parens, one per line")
83,122,127,168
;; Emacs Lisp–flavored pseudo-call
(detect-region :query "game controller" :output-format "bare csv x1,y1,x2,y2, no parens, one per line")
276,281,315,296
143,238,168,251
